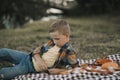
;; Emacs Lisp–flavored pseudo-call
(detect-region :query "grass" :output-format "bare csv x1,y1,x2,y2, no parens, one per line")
0,15,120,67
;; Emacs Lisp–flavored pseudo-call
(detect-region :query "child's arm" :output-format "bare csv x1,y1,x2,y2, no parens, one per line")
33,47,48,72
33,54,48,71
48,68,67,75
67,53,79,68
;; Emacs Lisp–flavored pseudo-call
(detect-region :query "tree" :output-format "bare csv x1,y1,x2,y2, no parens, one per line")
75,0,120,14
0,0,48,29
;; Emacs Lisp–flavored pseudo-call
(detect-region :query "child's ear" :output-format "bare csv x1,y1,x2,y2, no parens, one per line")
65,33,69,37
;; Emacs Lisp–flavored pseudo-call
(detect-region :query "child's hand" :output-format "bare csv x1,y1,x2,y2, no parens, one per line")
48,68,67,75
48,68,60,74
33,54,48,72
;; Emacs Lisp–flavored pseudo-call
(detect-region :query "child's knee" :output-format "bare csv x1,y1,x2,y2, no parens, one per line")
0,48,9,53
0,48,10,56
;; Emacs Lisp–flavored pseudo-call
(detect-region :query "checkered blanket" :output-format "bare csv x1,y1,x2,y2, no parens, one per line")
13,54,120,80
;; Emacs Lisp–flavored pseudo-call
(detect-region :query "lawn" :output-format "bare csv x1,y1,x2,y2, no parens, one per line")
0,15,120,67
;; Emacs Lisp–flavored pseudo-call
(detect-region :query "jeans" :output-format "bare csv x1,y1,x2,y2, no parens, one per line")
0,48,35,80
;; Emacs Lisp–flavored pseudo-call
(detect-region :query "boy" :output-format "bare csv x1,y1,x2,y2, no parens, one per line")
0,20,79,80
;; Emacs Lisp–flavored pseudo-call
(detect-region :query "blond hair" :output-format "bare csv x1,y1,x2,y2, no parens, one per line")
49,20,71,36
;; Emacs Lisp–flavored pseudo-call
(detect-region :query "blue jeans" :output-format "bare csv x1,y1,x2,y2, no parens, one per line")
0,48,35,80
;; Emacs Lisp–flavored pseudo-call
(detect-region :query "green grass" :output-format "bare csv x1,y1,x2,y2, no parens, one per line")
0,15,120,67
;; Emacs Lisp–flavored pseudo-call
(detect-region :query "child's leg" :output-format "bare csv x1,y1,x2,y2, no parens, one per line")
0,48,28,64
0,64,27,79
0,55,35,80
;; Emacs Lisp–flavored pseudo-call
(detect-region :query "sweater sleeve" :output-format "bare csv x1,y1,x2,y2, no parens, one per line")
67,50,79,68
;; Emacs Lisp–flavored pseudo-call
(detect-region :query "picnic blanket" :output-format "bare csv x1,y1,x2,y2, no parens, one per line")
13,54,120,80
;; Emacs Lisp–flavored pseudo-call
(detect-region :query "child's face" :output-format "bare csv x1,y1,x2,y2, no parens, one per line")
50,31,69,47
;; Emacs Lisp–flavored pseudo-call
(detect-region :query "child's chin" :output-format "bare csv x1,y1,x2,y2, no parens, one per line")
56,45,61,47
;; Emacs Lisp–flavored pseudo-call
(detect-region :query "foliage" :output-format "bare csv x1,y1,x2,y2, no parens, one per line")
75,0,120,14
1,0,120,29
0,0,48,29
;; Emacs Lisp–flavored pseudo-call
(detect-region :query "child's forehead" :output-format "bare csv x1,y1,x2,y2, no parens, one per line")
50,31,66,38
50,31,63,35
